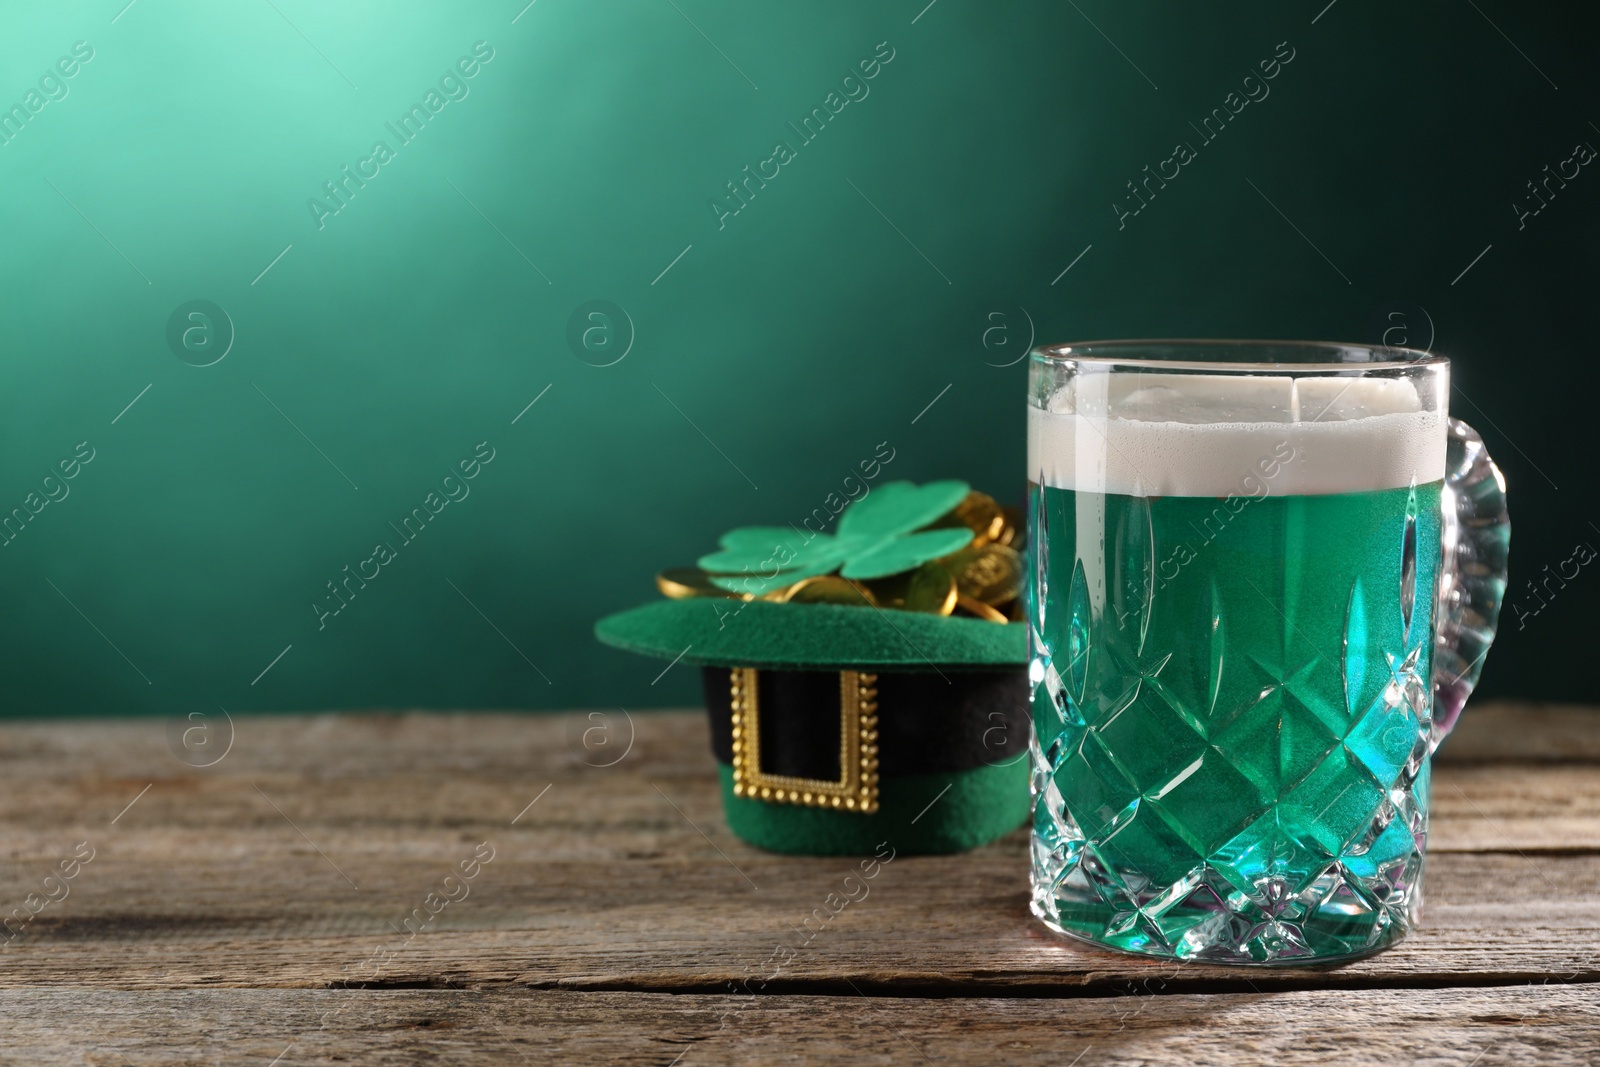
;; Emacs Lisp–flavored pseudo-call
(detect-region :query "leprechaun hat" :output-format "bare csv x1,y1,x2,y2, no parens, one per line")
595,480,1031,856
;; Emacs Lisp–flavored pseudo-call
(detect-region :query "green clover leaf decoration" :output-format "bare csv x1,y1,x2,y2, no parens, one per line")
697,480,975,595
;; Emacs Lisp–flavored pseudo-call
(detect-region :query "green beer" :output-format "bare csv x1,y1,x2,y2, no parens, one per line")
1027,352,1463,963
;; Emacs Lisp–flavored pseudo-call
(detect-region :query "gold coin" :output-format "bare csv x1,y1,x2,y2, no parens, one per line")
861,571,909,609
996,505,1024,548
775,575,877,607
656,568,744,600
902,563,958,615
956,594,1008,624
947,543,1023,606
865,564,957,614
931,491,1005,546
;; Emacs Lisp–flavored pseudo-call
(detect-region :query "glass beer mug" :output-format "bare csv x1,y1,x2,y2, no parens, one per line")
1026,340,1509,964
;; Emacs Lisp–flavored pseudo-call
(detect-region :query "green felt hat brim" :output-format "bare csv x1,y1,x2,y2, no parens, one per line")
594,599,1026,670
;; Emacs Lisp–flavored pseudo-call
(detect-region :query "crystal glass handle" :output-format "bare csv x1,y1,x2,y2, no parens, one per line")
1431,418,1511,747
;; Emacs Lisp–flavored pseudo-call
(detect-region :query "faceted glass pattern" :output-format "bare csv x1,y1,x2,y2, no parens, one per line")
1028,483,1441,964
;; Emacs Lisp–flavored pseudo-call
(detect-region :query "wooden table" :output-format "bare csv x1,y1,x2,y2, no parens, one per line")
1,702,1596,1065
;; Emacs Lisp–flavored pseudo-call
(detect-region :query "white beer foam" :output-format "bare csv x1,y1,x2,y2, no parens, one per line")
1028,373,1446,496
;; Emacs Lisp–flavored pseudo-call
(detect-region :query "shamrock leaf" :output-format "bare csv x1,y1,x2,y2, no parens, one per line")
697,528,847,596
715,526,814,552
832,479,974,578
705,554,842,597
837,480,972,540
698,529,846,576
696,480,975,593
839,527,975,580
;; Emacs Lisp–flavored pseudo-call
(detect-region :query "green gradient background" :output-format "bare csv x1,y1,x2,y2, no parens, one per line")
0,1,1592,717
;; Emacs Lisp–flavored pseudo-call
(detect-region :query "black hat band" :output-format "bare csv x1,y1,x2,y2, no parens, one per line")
704,666,1030,813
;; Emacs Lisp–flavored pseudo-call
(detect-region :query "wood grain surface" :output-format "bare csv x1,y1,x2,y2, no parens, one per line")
0,700,1594,1065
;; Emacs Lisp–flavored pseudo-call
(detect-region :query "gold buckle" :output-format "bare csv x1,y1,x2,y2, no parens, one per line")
729,668,879,814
